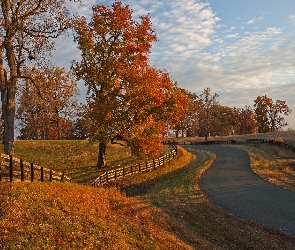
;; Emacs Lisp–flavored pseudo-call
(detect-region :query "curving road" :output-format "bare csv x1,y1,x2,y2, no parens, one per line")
184,145,295,236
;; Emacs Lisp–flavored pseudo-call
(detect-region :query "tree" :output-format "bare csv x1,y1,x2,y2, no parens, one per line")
212,105,237,136
17,66,79,139
173,90,199,137
196,88,219,140
268,100,291,132
254,95,272,133
254,95,291,133
120,66,187,158
233,106,257,134
0,0,73,154
72,2,185,167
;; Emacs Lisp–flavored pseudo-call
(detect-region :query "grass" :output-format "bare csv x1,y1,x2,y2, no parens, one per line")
1,136,295,249
233,143,295,192
1,140,142,184
113,146,295,249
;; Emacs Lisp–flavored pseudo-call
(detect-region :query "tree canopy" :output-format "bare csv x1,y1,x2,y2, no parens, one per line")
72,2,186,167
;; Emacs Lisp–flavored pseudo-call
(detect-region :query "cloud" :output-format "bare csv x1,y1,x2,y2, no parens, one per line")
50,1,295,127
246,16,263,25
225,33,239,39
288,14,295,25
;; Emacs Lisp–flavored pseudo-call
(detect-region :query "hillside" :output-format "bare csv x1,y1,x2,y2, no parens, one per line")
1,142,295,249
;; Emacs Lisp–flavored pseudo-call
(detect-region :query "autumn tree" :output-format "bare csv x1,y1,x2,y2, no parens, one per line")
268,100,292,132
0,0,73,154
173,90,199,137
120,66,187,158
254,95,291,133
212,105,237,136
254,95,272,133
196,88,219,140
72,2,185,167
233,106,257,134
17,66,79,139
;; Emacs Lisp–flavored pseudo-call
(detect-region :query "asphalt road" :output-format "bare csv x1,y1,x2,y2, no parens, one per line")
184,145,295,236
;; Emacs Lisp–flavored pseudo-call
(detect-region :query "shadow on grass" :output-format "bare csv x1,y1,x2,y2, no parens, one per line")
121,148,295,250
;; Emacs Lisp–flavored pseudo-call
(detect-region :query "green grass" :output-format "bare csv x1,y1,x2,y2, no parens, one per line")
2,140,140,184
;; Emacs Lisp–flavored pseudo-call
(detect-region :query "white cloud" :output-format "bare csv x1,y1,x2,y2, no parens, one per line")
49,0,295,127
246,16,263,25
225,33,239,39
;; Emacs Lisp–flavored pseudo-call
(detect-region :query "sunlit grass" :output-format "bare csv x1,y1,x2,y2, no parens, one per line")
1,141,295,249
234,143,295,192
1,140,144,184
0,182,193,249
112,147,295,249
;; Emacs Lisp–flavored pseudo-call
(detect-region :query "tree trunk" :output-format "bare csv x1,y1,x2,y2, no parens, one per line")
0,44,17,155
97,141,107,168
1,84,16,154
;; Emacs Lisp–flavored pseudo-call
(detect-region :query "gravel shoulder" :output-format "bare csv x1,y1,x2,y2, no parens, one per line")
185,145,295,236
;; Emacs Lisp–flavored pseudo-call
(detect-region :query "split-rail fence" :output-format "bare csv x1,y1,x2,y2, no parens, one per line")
0,153,71,183
91,144,177,187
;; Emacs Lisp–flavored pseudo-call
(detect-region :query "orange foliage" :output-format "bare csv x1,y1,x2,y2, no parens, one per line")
73,2,187,162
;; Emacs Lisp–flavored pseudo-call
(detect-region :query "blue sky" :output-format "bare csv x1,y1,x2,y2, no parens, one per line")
53,0,295,128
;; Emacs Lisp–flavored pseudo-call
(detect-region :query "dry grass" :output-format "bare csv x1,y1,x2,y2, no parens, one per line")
111,147,295,249
1,137,295,249
235,143,295,192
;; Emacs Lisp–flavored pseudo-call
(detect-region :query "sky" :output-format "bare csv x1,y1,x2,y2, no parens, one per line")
52,0,295,128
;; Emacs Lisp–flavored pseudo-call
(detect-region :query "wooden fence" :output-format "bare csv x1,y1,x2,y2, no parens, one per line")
91,145,177,187
245,139,295,152
174,138,295,153
0,153,71,183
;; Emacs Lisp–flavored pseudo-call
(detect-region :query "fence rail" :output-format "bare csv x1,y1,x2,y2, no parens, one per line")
0,153,71,183
174,138,295,153
91,145,177,187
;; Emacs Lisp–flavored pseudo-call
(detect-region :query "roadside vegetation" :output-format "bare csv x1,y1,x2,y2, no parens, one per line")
1,137,295,249
235,143,295,192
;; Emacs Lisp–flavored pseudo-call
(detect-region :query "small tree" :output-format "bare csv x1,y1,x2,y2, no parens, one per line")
233,106,257,134
254,95,291,132
17,66,79,139
196,88,219,140
173,90,198,137
269,100,291,132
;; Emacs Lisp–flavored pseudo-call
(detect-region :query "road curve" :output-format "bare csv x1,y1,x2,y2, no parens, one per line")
184,145,295,236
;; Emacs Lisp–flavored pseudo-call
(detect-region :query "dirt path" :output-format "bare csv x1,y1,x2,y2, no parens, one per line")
184,145,295,236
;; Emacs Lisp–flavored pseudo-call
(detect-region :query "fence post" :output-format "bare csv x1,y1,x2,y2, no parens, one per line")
41,167,44,182
115,169,117,180
60,173,64,182
139,163,141,172
123,167,125,176
31,163,34,182
20,159,24,182
10,155,13,182
50,170,53,182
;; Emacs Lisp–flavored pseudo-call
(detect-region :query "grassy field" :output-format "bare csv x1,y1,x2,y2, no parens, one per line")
1,140,140,184
1,134,295,249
